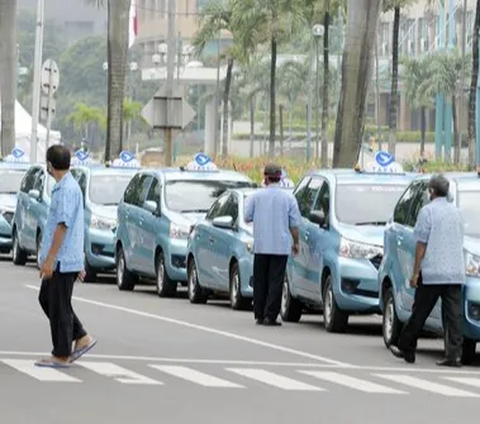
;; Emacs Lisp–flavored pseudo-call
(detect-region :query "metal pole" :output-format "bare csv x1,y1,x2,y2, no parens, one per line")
375,15,382,151
315,36,320,159
306,37,313,162
213,34,221,158
435,0,446,161
164,0,176,166
45,68,53,149
459,0,467,164
30,0,45,163
444,0,456,163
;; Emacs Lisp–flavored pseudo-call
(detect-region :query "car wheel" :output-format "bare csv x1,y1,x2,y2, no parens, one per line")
36,232,42,270
280,274,302,322
116,247,136,291
12,229,27,266
229,261,250,310
382,287,402,348
156,251,177,297
323,275,348,333
83,260,97,283
462,338,477,365
187,258,207,304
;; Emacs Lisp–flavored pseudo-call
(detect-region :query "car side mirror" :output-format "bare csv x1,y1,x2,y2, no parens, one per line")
212,215,234,229
308,210,326,227
144,200,159,215
28,189,41,201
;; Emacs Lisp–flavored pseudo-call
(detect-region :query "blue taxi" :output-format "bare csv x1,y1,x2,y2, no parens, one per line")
0,149,31,254
281,152,417,333
378,172,480,364
114,154,255,297
70,150,139,281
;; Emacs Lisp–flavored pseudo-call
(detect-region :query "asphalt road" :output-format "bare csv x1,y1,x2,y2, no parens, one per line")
1,257,479,424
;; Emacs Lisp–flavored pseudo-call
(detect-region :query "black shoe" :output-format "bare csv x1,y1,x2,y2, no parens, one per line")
389,345,415,364
436,358,462,367
255,318,264,325
263,318,282,326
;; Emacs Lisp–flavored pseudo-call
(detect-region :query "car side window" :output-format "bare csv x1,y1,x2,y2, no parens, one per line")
298,177,324,217
206,194,229,220
123,174,141,205
222,193,239,223
312,181,330,219
145,177,161,204
137,175,153,207
78,173,87,199
393,182,421,225
33,170,45,193
293,177,311,205
407,182,430,227
21,168,40,193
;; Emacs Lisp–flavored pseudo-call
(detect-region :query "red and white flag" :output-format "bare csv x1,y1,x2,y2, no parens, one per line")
129,0,138,49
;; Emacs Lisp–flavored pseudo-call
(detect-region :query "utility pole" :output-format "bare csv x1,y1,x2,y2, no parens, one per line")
459,0,467,165
164,0,176,166
30,0,45,163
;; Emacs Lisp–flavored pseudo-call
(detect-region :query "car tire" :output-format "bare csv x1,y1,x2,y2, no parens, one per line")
280,274,303,322
323,275,349,333
462,337,477,365
116,247,136,291
156,251,177,297
187,258,207,304
12,229,27,266
229,261,250,310
83,260,97,283
382,287,402,348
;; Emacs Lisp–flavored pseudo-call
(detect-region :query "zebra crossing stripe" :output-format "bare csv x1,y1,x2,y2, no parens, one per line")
299,371,407,394
78,361,162,385
375,374,480,397
150,365,244,388
1,359,81,383
443,377,480,389
227,368,324,391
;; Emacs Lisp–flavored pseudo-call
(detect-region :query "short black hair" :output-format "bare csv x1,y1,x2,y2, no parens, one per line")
46,145,71,170
428,174,450,197
267,176,281,184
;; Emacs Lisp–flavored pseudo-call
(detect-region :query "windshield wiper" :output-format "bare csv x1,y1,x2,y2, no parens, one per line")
355,221,387,226
101,203,118,206
180,209,209,213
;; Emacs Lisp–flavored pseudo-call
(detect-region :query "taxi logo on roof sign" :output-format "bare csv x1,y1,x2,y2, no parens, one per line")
75,149,90,161
119,150,134,163
364,150,404,173
375,151,395,167
185,153,218,171
112,151,140,168
194,153,211,166
5,147,29,163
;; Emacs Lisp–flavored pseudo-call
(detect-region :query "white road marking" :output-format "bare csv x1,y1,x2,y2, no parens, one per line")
78,361,162,385
1,359,81,383
443,377,480,389
24,284,350,367
227,368,324,391
375,374,480,397
150,365,243,388
299,371,406,394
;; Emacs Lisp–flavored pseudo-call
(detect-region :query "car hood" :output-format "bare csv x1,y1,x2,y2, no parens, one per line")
336,223,385,247
464,236,480,256
91,204,118,221
0,193,17,211
169,211,207,227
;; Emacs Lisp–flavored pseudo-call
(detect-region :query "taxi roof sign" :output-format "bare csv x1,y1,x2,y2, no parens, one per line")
4,147,29,163
183,153,218,171
356,150,405,174
71,149,93,166
110,150,141,168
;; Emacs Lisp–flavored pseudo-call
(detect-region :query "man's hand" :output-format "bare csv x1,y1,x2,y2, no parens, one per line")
40,257,55,280
77,269,86,283
410,273,419,288
292,242,299,256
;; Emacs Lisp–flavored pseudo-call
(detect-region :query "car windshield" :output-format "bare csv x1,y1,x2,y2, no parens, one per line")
458,190,480,238
0,170,26,194
165,179,253,213
335,184,408,225
90,174,133,205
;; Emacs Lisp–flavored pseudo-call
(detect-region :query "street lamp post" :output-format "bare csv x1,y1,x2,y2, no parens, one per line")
312,24,324,160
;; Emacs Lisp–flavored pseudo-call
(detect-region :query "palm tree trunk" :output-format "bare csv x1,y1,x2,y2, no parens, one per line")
468,0,480,168
333,0,382,167
321,6,330,168
452,95,460,164
268,33,277,158
249,96,255,158
0,0,18,156
420,106,426,156
388,6,400,156
279,103,284,156
106,0,131,162
222,57,234,157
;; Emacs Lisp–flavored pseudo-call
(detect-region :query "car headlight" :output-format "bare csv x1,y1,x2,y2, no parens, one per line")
169,223,190,239
339,237,383,260
0,207,15,224
465,251,480,277
90,214,116,231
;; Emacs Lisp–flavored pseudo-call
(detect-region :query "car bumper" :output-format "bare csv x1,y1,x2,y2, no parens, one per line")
165,239,188,282
85,228,116,270
463,276,480,341
0,217,13,251
334,257,380,313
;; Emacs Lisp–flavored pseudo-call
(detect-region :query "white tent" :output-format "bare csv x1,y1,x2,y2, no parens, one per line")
0,100,62,162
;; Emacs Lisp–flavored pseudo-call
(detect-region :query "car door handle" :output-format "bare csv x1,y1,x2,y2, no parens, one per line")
397,236,404,246
209,237,215,244
304,231,310,241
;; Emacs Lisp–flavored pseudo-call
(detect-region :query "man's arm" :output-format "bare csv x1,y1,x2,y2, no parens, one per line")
46,224,68,263
244,195,255,223
413,242,427,278
412,207,431,281
288,196,302,251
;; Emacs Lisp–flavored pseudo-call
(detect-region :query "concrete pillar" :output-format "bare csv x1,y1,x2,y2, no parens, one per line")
204,98,216,156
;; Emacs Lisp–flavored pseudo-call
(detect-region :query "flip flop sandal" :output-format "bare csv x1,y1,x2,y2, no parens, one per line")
35,359,70,368
70,339,98,363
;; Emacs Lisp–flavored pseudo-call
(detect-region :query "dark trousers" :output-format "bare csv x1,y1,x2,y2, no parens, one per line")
39,267,87,358
253,254,288,321
397,274,463,360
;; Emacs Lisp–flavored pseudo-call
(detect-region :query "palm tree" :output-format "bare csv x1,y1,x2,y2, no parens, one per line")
468,0,480,168
83,0,132,161
402,56,434,155
333,0,383,167
67,102,106,141
192,0,248,158
0,0,18,156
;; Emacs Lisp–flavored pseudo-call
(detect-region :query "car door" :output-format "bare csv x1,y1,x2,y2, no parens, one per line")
140,176,161,276
25,169,47,252
195,194,230,287
15,167,40,250
304,180,331,298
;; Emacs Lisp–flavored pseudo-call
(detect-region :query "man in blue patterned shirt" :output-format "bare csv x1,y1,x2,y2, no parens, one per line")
390,174,465,367
35,145,96,368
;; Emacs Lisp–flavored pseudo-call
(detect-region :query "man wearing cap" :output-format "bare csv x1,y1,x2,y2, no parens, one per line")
389,174,465,367
244,163,301,326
